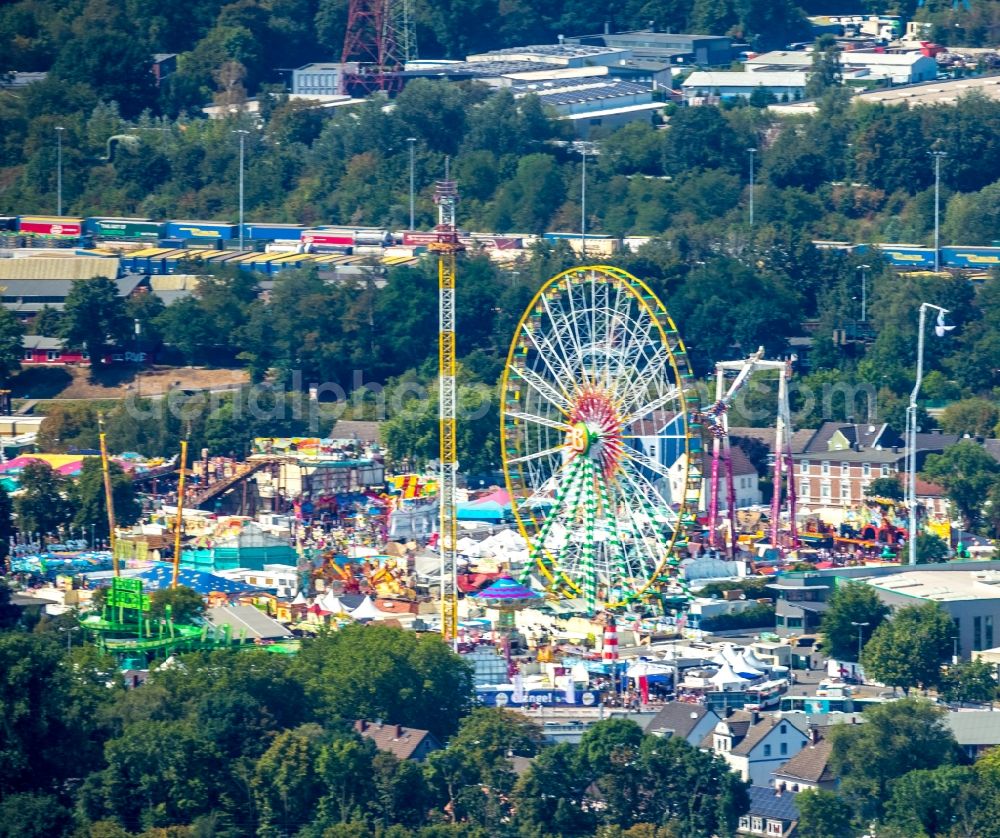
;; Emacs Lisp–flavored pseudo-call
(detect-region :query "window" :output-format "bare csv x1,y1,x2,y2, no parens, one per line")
863,463,871,477
780,741,788,755
881,464,890,477
767,821,784,836
800,481,809,498
841,462,850,475
787,617,803,629
22,350,32,360
780,724,787,734
764,744,772,756
800,459,809,474
988,616,994,649
821,461,830,476
841,481,851,499
46,349,59,361
975,616,982,651
752,817,764,833
739,817,751,830
821,482,831,499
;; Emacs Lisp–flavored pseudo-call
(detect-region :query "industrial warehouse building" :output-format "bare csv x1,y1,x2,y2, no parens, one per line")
682,71,808,104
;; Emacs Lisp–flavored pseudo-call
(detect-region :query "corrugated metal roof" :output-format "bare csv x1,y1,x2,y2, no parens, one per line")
0,256,121,281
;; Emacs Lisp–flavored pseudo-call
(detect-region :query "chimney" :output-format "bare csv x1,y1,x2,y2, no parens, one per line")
395,724,403,737
810,727,819,744
750,710,760,725
355,720,368,733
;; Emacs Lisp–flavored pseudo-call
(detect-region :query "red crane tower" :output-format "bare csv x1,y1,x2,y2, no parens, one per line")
340,0,415,95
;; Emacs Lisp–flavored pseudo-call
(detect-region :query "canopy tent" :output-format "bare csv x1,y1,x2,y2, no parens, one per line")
350,595,382,620
625,661,675,679
135,563,262,596
709,661,749,690
470,576,540,609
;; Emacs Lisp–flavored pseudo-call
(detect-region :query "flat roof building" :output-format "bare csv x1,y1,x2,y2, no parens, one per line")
682,71,808,104
567,31,734,67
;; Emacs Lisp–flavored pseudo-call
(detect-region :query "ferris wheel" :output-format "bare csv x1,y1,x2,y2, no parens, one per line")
501,265,702,613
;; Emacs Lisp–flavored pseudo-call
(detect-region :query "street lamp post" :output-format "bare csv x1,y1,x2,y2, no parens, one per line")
930,150,947,273
748,147,756,229
851,621,870,669
580,146,588,257
233,129,250,252
407,137,416,231
134,319,142,397
907,302,950,565
858,264,870,323
55,126,65,216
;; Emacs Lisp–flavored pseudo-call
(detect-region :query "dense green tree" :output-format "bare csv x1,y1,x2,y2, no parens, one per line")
861,602,955,694
147,585,205,624
806,35,843,99
898,532,951,564
795,789,855,838
0,632,120,797
941,658,998,706
884,765,977,838
820,581,890,662
512,742,596,836
14,461,75,538
922,440,1000,530
290,624,473,741
828,697,958,821
0,792,73,838
865,476,904,501
0,306,25,384
71,458,141,540
60,277,130,369
939,397,1000,438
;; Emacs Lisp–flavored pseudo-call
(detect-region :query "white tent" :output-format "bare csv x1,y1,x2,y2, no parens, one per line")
291,591,308,606
709,661,749,690
350,595,382,620
316,591,346,614
742,649,771,672
712,643,744,668
734,654,764,679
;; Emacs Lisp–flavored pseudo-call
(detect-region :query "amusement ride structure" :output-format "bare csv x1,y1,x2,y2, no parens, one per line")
501,266,703,614
430,168,462,643
704,350,799,558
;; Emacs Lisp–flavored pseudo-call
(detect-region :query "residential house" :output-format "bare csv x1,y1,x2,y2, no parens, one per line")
793,422,957,511
772,728,836,792
666,448,761,511
943,711,1000,760
702,709,810,787
353,720,442,761
738,787,800,838
647,701,721,747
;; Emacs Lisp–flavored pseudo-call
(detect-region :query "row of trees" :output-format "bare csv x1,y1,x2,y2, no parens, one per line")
798,697,1000,838
0,621,750,837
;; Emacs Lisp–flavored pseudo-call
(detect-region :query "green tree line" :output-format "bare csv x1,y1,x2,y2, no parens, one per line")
0,620,749,837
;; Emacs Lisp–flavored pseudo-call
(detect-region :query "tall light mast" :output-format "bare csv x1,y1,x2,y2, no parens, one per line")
429,167,462,644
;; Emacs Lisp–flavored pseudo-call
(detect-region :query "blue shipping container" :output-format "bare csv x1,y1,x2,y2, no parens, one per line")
244,223,306,240
941,246,1000,270
164,220,238,241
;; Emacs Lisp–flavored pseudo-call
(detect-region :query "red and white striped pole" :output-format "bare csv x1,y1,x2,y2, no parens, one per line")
602,616,619,699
